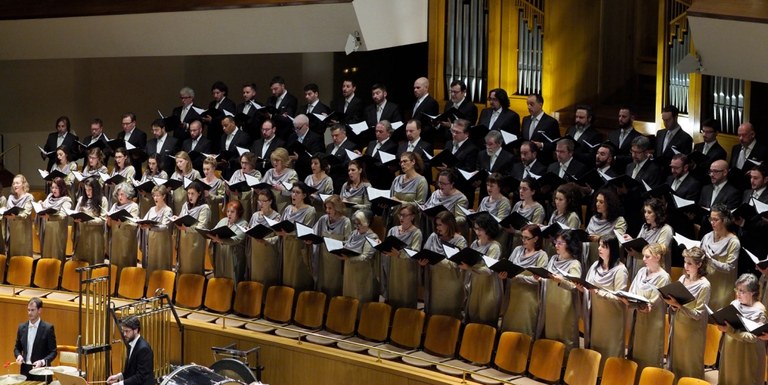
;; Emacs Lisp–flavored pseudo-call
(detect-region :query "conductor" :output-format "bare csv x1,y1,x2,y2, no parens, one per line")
107,316,154,385
14,297,57,382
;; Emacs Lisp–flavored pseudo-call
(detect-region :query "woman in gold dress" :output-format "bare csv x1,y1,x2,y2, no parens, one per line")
540,230,583,354
701,204,741,310
461,212,502,326
418,211,467,319
210,200,248,283
107,182,140,287
38,177,72,263
313,195,352,298
72,178,107,264
139,185,173,277
169,151,202,215
275,182,317,292
201,157,225,229
263,147,299,213
174,181,210,275
247,189,281,288
382,203,422,310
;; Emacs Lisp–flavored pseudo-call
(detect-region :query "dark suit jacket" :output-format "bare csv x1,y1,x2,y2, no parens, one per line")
547,158,589,180
364,139,398,158
301,101,332,136
267,92,298,118
14,320,57,369
478,108,521,135
655,127,693,177
510,159,547,181
236,101,266,140
171,104,203,141
364,101,403,128
446,98,478,125
287,131,324,180
607,128,642,170
397,139,434,184
122,336,154,385
118,128,148,179
205,97,237,152
250,136,285,174
730,141,768,171
43,132,80,170
521,113,560,164
220,130,252,179
146,135,179,176
182,136,212,173
476,149,514,199
326,139,358,192
693,141,727,164
665,174,701,202
742,188,768,204
625,160,661,187
565,126,603,165
444,140,480,201
698,182,741,209
331,95,365,124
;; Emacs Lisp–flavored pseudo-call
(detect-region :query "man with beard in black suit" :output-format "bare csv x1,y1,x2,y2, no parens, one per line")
331,79,364,124
288,114,325,180
607,105,641,172
118,113,148,179
181,120,211,173
300,83,332,136
443,119,479,203
521,93,559,165
267,76,298,142
565,104,603,165
42,116,79,171
107,316,154,385
236,83,266,140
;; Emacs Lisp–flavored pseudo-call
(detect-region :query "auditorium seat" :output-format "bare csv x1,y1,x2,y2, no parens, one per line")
91,264,118,295
116,266,146,300
305,296,359,345
515,338,565,385
146,269,176,299
187,277,235,323
275,290,327,339
676,377,709,385
563,348,601,385
56,344,78,367
19,257,61,298
598,357,637,385
246,285,295,333
401,315,461,367
6,256,34,290
173,273,206,317
47,259,88,301
637,367,674,385
704,324,722,370
215,281,263,328
471,331,532,384
436,323,497,375
368,307,425,360
337,302,392,352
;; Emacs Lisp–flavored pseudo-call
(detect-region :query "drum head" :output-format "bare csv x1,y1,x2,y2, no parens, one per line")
161,364,242,385
210,358,257,384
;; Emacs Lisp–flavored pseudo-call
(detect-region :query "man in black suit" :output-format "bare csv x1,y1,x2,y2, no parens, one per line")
171,86,202,142
326,124,358,192
666,153,701,202
476,130,514,199
692,119,727,184
107,316,154,385
362,121,399,188
146,118,179,176
300,83,332,136
444,119,479,202
565,104,603,165
607,106,642,172
737,163,768,275
595,142,620,178
625,136,661,187
267,76,299,142
118,113,148,180
398,119,434,184
42,116,79,170
287,114,324,180
202,81,237,153
236,83,266,140
510,141,547,181
699,159,741,210
730,122,768,189
521,93,560,165
181,120,211,173
364,83,403,136
407,77,439,141
250,119,285,175
331,79,365,124
478,88,520,135
220,116,252,180
743,163,768,204
79,118,112,165
655,105,693,179
547,138,588,179
14,298,57,382
445,80,478,125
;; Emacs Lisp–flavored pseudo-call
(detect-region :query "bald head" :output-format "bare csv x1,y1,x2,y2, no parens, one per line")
738,122,756,146
413,77,429,99
709,159,729,184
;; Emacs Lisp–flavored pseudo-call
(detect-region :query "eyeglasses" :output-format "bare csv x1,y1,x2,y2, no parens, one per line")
521,236,535,241
734,288,752,294
554,240,567,245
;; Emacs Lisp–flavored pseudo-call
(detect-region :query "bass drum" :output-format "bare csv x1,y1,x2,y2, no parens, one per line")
160,364,244,385
210,358,258,384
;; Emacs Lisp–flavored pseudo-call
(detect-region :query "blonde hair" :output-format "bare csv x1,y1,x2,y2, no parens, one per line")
13,174,30,194
271,147,291,168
